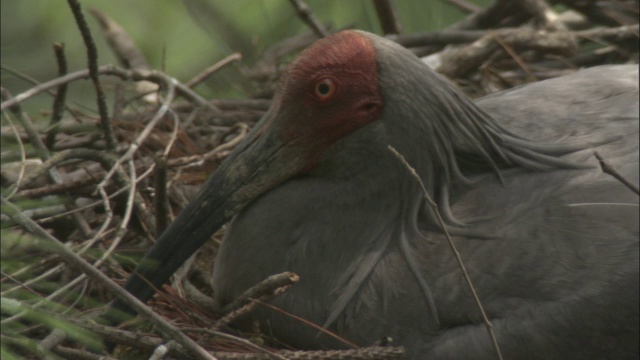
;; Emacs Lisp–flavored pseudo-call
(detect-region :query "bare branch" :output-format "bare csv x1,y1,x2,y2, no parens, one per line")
185,53,243,89
594,151,639,195
46,42,68,150
1,65,217,112
373,0,403,35
67,0,116,150
288,0,329,38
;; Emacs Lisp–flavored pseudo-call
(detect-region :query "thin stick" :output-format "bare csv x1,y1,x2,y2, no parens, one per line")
169,123,249,169
185,53,242,89
492,32,537,82
215,284,294,330
0,103,27,200
46,42,68,150
444,0,482,13
288,0,329,38
373,0,403,35
0,65,217,112
182,328,287,360
221,272,299,315
387,145,503,360
594,151,639,195
154,155,169,235
67,0,116,150
256,300,360,349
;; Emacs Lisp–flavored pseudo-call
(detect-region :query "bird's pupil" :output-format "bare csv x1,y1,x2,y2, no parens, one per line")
318,83,330,95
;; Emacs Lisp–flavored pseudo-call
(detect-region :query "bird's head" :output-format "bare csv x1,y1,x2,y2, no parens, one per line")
255,30,385,171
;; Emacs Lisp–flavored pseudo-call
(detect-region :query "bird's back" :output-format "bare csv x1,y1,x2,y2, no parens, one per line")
414,65,639,359
477,65,638,146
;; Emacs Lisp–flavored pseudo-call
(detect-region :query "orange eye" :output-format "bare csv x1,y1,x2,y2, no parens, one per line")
314,77,337,102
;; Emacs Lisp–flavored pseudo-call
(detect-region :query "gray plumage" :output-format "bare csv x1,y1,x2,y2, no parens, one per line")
111,31,639,360
212,34,638,359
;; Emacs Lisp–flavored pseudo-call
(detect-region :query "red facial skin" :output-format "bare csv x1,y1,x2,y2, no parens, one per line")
273,31,385,169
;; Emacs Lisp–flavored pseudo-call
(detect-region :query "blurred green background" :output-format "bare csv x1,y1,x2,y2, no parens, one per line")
1,0,488,115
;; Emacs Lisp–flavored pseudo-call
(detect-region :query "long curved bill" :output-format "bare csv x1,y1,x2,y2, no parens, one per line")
106,109,305,323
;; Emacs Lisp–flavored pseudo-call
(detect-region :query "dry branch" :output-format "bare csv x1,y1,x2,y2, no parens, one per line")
373,0,403,35
46,42,68,150
288,0,329,38
437,26,577,79
67,0,115,150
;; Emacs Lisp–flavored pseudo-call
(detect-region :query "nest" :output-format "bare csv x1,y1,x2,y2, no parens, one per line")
1,0,638,359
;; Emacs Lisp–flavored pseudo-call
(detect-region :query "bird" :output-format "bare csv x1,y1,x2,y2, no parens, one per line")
107,30,639,359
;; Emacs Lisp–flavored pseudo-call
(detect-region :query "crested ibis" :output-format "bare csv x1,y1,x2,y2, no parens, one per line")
107,30,639,359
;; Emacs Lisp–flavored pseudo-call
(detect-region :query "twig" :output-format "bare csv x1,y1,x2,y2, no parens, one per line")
5,148,116,195
182,328,287,360
1,196,217,360
221,272,299,315
46,42,68,150
215,283,294,330
182,279,219,311
388,29,487,47
0,99,27,200
246,30,321,82
444,0,482,13
446,0,514,31
39,328,67,352
437,26,576,79
273,347,406,360
256,301,360,349
288,0,329,38
67,0,116,150
88,7,160,103
154,155,169,235
492,32,537,82
373,0,403,34
1,263,64,298
1,333,62,360
169,122,249,169
0,65,217,112
105,158,137,260
55,343,407,360
576,24,640,44
558,0,638,27
594,152,639,195
17,177,97,198
54,346,119,360
88,7,149,71
209,99,271,111
185,53,243,89
387,145,503,360
1,65,55,97
0,65,84,121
